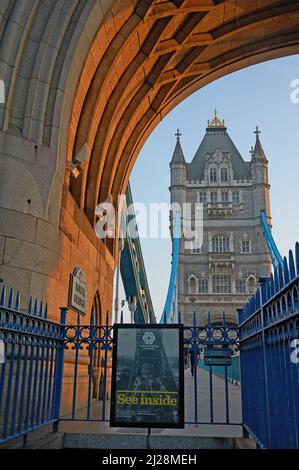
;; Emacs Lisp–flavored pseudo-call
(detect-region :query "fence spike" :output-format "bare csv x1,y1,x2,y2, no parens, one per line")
120,310,123,324
208,311,211,327
295,242,299,276
33,298,38,316
44,303,48,319
274,268,279,294
270,273,274,297
28,296,32,315
289,249,296,280
193,312,196,327
283,257,290,285
105,311,109,326
178,311,181,324
267,278,271,301
15,291,20,311
278,264,284,290
8,288,13,308
39,301,43,318
0,285,6,307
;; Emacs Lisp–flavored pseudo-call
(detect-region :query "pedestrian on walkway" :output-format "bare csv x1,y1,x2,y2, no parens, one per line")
189,349,200,377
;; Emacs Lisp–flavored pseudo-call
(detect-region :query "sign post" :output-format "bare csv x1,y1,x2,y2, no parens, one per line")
110,324,184,428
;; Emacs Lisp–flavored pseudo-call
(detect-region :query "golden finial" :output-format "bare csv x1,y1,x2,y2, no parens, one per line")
207,109,225,128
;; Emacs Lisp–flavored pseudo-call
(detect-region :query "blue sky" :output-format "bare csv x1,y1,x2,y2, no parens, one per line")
119,54,299,322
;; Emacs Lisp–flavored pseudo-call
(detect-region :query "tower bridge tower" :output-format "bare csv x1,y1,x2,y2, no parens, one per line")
169,112,271,325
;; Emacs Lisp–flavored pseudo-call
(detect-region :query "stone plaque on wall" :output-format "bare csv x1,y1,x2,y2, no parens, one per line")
69,267,87,315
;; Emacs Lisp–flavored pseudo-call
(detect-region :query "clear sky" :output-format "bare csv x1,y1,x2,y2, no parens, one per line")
119,54,299,322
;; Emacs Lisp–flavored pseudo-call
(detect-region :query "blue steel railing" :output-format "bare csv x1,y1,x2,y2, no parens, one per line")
0,295,241,444
238,242,299,449
60,311,240,427
61,311,113,423
160,211,180,324
183,312,240,425
0,285,67,444
260,210,284,270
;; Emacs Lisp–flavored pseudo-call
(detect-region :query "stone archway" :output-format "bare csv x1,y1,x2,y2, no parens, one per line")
0,1,299,319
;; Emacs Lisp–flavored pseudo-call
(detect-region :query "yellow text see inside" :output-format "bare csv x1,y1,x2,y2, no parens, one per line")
116,392,177,406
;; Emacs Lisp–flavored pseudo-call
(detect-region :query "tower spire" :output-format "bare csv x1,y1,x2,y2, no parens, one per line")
170,128,186,166
252,126,268,162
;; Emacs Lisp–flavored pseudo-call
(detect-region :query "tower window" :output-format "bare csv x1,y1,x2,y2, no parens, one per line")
221,191,229,203
212,234,229,253
198,280,208,294
210,191,217,204
236,279,246,294
210,168,217,183
198,191,207,204
220,168,228,182
241,240,251,253
232,191,240,204
212,275,231,294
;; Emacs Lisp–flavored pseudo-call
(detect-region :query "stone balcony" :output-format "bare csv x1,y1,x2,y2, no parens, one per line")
209,252,235,270
207,202,243,218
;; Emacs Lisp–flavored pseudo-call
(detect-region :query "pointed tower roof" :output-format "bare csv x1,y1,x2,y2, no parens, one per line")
187,111,251,180
251,126,268,163
170,129,186,166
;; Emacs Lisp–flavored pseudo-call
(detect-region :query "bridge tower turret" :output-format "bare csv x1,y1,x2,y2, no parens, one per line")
251,127,272,276
170,129,186,212
250,127,271,220
169,130,186,320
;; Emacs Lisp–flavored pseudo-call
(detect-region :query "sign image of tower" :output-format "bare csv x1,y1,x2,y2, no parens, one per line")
169,111,271,326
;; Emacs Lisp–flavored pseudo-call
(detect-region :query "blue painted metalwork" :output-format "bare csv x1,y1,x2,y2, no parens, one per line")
183,312,240,425
120,183,155,323
239,241,299,449
62,311,114,424
0,286,65,444
160,211,180,323
0,285,241,443
260,210,284,270
58,313,240,427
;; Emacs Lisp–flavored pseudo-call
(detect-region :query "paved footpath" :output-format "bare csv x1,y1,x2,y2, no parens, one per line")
0,368,243,448
60,367,243,438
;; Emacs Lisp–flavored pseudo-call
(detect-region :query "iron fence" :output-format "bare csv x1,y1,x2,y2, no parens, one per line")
0,287,67,445
239,242,299,449
0,290,241,445
58,311,240,427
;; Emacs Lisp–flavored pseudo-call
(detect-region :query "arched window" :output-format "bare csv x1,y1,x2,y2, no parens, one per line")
212,234,229,253
210,168,217,183
220,167,228,182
